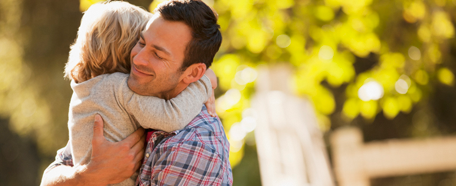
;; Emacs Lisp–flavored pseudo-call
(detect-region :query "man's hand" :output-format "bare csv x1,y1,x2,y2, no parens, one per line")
40,115,146,186
204,69,217,117
82,114,146,185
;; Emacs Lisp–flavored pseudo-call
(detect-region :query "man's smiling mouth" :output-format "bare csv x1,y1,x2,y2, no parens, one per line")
132,64,153,76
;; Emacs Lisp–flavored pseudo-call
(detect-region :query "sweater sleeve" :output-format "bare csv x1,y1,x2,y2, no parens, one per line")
122,75,212,132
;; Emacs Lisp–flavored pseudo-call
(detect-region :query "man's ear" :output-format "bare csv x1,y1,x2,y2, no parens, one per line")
181,63,207,84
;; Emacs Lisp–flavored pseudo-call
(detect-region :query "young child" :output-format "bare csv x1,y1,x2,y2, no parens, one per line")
64,2,215,185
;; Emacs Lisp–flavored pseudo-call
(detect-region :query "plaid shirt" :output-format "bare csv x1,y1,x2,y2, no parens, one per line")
45,106,233,186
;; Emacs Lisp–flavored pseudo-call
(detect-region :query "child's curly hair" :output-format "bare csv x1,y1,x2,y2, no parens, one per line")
65,1,152,83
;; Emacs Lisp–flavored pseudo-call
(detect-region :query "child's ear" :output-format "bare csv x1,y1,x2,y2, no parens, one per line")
182,63,207,84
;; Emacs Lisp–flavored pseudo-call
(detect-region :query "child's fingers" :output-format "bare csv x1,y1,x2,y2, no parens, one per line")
206,92,217,117
205,68,218,89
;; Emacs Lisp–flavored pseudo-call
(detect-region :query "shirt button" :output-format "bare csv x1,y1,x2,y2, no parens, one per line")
145,153,150,158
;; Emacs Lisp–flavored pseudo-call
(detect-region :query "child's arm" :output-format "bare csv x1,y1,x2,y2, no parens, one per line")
124,75,212,132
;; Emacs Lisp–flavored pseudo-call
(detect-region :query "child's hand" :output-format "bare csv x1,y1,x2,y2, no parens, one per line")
205,89,216,117
205,68,218,90
204,68,217,117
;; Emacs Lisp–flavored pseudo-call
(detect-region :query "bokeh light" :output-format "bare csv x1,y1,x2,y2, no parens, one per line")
318,45,334,60
358,80,384,101
408,46,421,60
216,89,242,113
276,34,291,48
395,75,411,94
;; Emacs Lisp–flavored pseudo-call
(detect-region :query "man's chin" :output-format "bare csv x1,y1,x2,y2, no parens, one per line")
127,76,159,96
129,71,151,84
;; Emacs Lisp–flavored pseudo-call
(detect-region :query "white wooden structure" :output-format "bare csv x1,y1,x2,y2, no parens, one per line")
331,127,456,186
252,65,334,186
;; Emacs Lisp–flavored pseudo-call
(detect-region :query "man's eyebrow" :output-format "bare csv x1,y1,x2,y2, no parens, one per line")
152,44,171,56
140,33,171,56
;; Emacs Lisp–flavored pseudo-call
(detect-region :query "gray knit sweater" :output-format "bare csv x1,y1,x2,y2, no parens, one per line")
68,72,211,186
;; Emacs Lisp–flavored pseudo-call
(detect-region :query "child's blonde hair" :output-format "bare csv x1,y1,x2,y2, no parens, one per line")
65,1,152,83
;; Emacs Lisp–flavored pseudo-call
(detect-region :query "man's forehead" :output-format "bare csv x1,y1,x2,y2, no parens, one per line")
142,15,192,42
144,14,160,31
139,14,193,64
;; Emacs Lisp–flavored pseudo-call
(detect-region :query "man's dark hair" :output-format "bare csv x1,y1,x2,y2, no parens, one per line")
155,0,222,70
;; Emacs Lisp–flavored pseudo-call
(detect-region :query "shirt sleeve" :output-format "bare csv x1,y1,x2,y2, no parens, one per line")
147,141,224,186
123,75,212,132
43,142,74,174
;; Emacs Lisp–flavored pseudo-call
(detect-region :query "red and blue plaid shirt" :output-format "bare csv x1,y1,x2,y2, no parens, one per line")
45,106,233,186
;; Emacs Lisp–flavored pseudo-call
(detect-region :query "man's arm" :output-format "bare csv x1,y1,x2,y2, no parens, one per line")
145,141,225,186
40,115,146,186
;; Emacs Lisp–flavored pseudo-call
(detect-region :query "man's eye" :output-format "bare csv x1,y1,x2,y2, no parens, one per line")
138,41,145,47
155,52,163,60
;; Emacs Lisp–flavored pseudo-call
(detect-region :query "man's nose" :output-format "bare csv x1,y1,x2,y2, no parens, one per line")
133,48,149,66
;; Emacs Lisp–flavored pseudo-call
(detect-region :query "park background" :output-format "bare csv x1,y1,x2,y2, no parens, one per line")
1,0,455,185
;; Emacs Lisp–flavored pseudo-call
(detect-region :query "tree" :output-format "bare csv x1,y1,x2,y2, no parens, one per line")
208,0,456,170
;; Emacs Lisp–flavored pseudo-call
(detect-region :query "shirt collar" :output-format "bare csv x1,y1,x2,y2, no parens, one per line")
169,105,209,135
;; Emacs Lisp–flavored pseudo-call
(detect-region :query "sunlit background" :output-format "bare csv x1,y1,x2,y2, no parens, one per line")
1,0,456,185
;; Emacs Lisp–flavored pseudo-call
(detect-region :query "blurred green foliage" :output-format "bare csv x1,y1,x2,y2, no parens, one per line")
0,0,81,184
205,0,456,169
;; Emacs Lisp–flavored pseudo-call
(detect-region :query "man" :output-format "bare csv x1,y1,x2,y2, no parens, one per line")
40,0,232,185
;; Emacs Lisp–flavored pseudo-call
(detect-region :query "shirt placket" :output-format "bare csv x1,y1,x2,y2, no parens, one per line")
137,131,175,186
